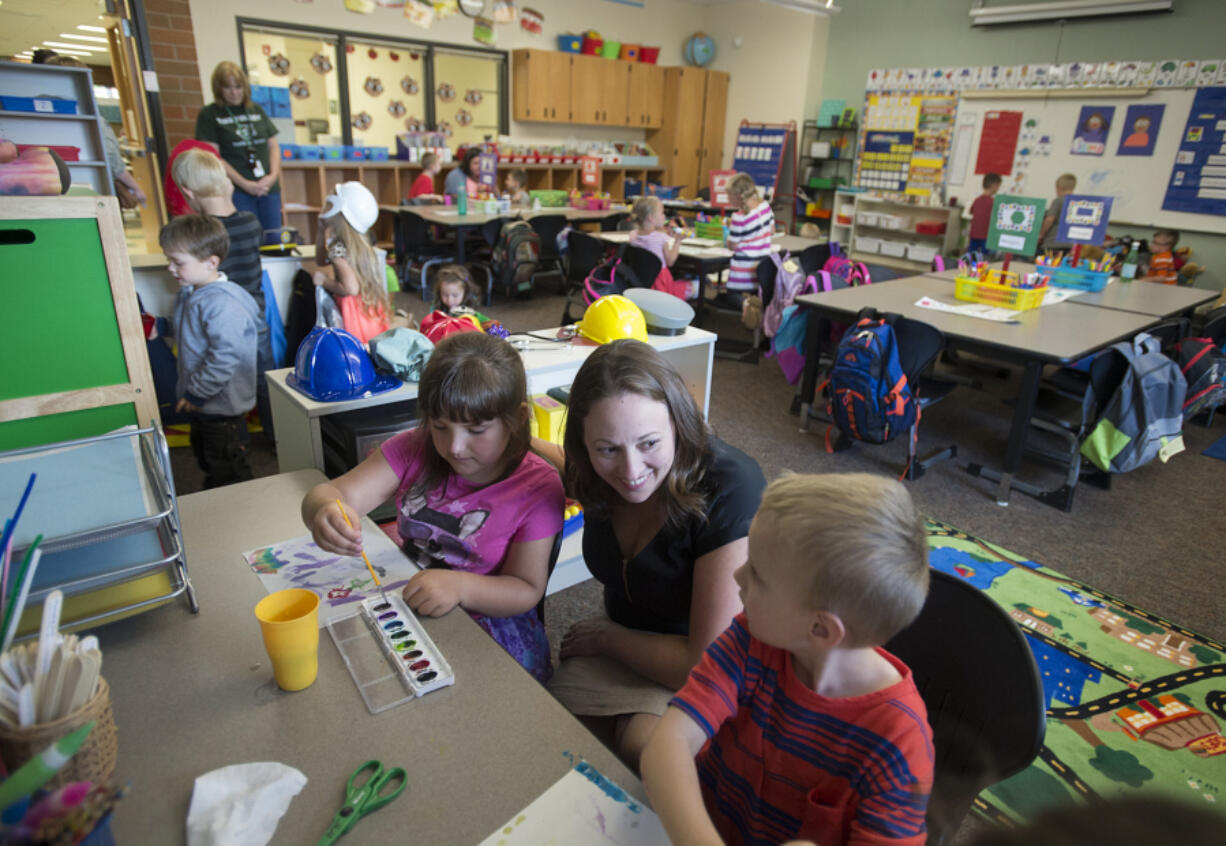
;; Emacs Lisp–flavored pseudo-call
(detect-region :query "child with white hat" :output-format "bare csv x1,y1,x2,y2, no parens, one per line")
313,181,390,344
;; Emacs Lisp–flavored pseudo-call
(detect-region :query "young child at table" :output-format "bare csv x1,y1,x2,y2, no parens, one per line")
629,196,695,300
408,152,444,204
505,168,531,208
302,332,565,683
969,172,1001,255
1142,229,1179,285
642,472,934,846
432,264,480,314
160,215,261,489
313,181,390,344
724,172,774,308
172,147,277,438
1037,172,1076,252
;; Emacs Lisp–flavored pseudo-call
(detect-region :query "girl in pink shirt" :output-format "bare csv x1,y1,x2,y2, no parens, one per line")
630,196,695,300
302,332,565,682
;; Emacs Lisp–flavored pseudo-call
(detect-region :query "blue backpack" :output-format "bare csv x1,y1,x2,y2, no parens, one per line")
825,314,916,445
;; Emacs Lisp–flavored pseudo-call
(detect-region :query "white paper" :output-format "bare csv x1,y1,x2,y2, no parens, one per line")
187,762,306,846
478,764,668,846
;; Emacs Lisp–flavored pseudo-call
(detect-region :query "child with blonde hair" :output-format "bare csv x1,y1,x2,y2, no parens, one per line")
629,196,695,299
433,264,480,314
643,472,933,846
724,172,774,307
313,181,390,344
302,332,565,683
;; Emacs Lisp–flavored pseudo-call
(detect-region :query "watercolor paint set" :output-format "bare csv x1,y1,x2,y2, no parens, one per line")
327,594,455,714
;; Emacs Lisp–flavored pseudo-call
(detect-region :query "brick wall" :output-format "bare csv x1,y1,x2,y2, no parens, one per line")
143,0,205,148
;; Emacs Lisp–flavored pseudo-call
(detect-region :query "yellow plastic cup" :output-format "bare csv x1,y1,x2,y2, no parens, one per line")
254,589,321,691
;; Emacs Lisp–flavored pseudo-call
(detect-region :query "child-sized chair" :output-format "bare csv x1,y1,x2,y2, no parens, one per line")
527,214,568,292
560,231,608,325
394,211,453,301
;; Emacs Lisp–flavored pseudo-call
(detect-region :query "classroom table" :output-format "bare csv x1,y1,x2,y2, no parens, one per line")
926,263,1218,318
103,469,644,844
795,276,1160,509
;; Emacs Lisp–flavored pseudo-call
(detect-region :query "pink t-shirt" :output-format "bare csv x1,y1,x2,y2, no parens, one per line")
631,229,674,267
380,428,564,573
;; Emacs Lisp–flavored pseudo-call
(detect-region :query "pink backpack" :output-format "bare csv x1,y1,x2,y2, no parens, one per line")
822,255,872,286
762,252,834,338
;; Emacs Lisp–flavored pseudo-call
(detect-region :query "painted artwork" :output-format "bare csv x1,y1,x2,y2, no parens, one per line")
1070,106,1114,156
987,194,1046,255
1117,104,1164,157
476,760,668,846
245,534,420,627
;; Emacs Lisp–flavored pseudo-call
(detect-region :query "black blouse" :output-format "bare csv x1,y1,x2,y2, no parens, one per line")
581,438,766,635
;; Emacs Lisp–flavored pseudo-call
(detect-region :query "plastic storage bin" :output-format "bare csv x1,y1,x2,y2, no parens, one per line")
955,276,1045,311
879,239,908,257
915,219,947,235
649,185,682,199
557,35,582,53
600,41,622,59
624,177,643,197
876,213,910,230
279,143,301,160
581,36,604,55
856,210,880,227
528,189,568,207
299,145,322,161
1048,263,1111,291
16,144,80,161
343,145,367,161
321,146,343,161
907,243,939,264
365,146,390,161
269,87,292,118
1,96,77,115
854,236,881,254
619,44,641,61
639,47,661,64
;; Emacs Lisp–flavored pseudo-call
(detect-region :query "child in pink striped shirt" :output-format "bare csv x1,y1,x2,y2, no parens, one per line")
723,173,775,306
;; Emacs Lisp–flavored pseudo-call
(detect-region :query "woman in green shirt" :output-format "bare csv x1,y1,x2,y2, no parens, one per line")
195,61,282,231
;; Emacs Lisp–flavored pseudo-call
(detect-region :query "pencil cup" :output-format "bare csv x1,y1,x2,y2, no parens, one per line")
254,589,321,691
0,676,118,791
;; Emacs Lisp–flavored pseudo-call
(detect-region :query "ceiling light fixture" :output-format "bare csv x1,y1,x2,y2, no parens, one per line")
760,0,841,13
77,25,108,32
969,0,1172,26
61,34,109,43
43,41,99,51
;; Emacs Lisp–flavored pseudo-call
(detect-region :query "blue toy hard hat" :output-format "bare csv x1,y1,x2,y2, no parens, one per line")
287,327,401,402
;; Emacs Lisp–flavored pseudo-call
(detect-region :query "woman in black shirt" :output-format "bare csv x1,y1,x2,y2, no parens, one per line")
541,340,765,769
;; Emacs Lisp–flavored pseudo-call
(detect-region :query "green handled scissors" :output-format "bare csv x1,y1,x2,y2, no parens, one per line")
317,760,407,845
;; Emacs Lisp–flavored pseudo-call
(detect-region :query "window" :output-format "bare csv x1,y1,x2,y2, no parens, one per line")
237,19,507,150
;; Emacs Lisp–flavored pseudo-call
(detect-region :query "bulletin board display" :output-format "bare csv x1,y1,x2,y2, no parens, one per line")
945,88,1225,233
857,94,957,197
1163,86,1226,216
731,126,792,194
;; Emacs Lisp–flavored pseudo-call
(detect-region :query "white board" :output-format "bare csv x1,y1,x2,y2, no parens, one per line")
946,89,1225,234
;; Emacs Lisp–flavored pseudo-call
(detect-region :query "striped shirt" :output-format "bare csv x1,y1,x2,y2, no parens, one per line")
727,202,775,290
1147,250,1177,285
671,614,933,846
218,211,265,312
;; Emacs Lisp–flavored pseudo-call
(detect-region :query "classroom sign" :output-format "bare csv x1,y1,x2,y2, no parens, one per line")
1162,86,1226,217
709,169,736,208
579,156,601,188
987,194,1046,255
1056,194,1114,244
477,151,498,189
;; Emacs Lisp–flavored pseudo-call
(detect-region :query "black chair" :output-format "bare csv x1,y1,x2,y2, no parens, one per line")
394,211,453,301
528,214,568,292
601,212,629,231
560,231,608,325
622,243,662,291
884,569,1045,845
797,243,833,277
464,217,513,304
536,531,564,625
828,312,958,481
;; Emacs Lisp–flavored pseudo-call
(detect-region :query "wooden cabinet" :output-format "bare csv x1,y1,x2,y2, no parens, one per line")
626,63,664,128
647,67,729,197
568,54,626,126
512,49,572,123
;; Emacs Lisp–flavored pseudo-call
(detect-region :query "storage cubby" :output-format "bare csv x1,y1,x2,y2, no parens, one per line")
362,164,404,208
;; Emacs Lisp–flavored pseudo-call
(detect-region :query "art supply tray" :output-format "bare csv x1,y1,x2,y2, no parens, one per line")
954,276,1045,311
328,594,455,714
1047,264,1111,292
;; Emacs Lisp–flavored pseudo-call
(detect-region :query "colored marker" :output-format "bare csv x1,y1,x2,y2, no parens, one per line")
0,722,94,811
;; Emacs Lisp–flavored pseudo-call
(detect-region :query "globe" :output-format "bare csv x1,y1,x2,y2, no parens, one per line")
684,33,715,67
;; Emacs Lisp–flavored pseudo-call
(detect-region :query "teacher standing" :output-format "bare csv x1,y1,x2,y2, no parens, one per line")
195,61,282,232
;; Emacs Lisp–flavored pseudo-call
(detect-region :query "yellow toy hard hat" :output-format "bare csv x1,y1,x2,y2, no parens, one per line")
577,295,648,345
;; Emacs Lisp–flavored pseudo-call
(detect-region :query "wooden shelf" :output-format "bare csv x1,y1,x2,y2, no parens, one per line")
0,111,100,122
855,223,945,240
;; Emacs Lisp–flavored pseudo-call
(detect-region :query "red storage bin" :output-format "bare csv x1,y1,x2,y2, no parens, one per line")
581,36,603,55
639,46,661,64
16,144,80,162
915,220,947,235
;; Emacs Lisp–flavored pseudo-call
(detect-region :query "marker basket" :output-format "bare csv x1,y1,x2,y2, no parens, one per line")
0,676,118,791
1047,263,1111,292
955,276,1045,311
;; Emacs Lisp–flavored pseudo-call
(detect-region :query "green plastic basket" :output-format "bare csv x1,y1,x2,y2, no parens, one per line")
600,41,622,59
528,189,568,207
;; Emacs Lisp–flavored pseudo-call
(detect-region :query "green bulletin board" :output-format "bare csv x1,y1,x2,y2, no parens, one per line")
987,194,1047,256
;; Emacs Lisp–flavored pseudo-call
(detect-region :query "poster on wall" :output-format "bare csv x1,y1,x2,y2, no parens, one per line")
580,156,601,188
1162,86,1226,217
709,170,736,208
1070,106,1114,156
987,194,1046,255
1116,104,1164,156
478,151,498,189
1056,194,1114,244
975,110,1022,175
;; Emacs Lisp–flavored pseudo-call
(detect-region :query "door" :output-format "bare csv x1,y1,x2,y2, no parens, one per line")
669,68,707,195
627,64,664,128
697,70,729,194
598,60,627,127
542,51,572,122
512,50,569,122
569,54,604,126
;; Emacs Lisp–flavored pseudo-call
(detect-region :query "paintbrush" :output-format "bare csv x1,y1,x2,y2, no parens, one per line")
334,499,388,604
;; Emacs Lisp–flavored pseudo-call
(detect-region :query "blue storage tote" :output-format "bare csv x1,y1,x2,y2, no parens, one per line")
1,96,77,115
557,34,582,53
365,147,390,161
269,87,293,118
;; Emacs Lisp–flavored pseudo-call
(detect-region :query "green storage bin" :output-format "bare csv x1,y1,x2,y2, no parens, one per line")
808,176,846,190
528,189,568,207
600,41,622,59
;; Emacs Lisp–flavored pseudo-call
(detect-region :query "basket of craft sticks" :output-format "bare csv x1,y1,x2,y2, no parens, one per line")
0,653,118,790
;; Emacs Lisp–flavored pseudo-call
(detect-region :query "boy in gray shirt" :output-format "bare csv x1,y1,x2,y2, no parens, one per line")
160,215,261,488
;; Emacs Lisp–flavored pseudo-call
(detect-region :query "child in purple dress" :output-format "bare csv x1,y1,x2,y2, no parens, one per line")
302,332,564,682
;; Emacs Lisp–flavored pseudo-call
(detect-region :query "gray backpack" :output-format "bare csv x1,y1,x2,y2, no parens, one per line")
1081,332,1187,473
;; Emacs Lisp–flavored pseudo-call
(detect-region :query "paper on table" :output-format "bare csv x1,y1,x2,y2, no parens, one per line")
477,762,669,846
244,534,421,628
915,297,1023,323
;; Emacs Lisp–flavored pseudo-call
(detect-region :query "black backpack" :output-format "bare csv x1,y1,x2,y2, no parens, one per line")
583,246,642,304
492,221,541,295
1176,336,1226,420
